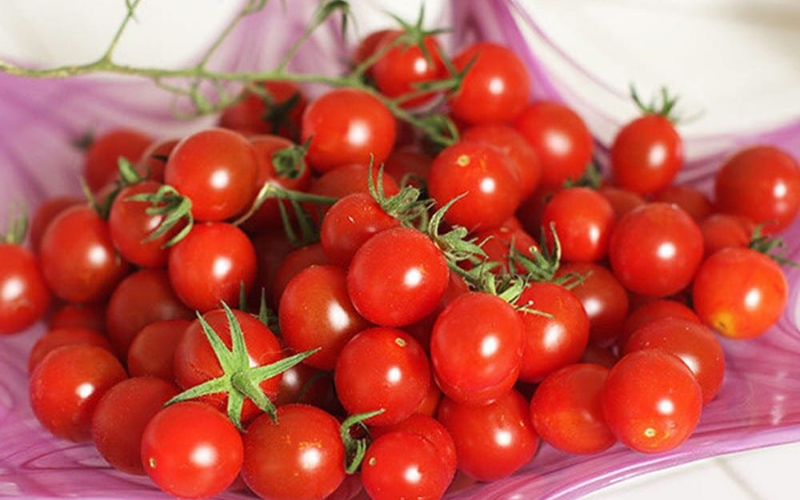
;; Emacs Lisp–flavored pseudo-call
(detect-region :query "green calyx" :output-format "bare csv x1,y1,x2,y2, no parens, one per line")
340,409,384,474
126,184,193,247
630,84,681,122
166,302,318,431
749,225,800,267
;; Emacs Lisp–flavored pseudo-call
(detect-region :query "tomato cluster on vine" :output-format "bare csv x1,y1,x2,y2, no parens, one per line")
2,12,800,500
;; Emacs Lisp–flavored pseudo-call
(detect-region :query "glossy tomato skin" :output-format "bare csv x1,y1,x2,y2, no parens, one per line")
127,319,192,381
307,163,400,223
448,42,530,125
431,293,524,405
602,350,703,453
514,101,593,189
137,137,179,183
320,192,400,268
0,244,51,335
361,431,451,500
168,222,257,312
141,401,243,499
653,184,712,222
373,32,446,107
49,303,106,332
27,327,112,374
105,268,192,358
715,145,800,233
91,377,180,475
462,124,542,198
542,187,616,262
624,317,725,404
693,247,788,339
243,404,345,500
382,146,432,188
29,196,81,252
302,88,396,173
219,81,307,139
700,214,753,258
516,282,590,382
428,141,521,232
174,308,283,424
279,265,370,370
40,205,130,304
335,327,430,426
165,128,260,221
609,203,704,297
597,186,646,218
84,128,152,192
557,262,630,347
347,227,449,327
469,224,538,275
437,389,539,481
29,345,127,442
530,363,616,454
619,299,700,349
610,115,683,195
271,243,329,306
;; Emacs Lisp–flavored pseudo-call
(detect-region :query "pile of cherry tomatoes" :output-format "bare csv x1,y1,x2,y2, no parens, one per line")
1,17,799,500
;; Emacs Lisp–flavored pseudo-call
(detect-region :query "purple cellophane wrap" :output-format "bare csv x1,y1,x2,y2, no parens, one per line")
1,1,800,499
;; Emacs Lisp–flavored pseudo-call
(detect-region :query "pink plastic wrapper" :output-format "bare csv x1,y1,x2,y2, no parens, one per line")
1,1,800,499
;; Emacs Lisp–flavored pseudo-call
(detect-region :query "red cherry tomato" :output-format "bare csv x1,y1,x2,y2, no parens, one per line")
624,317,725,403
602,350,702,453
652,184,712,222
610,115,683,195
437,389,539,481
373,32,446,108
29,196,81,252
620,299,700,349
692,247,788,339
335,327,430,426
353,29,395,67
714,145,800,233
700,214,754,258
83,128,152,192
0,243,51,335
141,401,243,499
275,363,340,413
28,327,112,374
530,363,616,454
127,319,191,381
428,141,521,232
469,225,538,275
91,377,179,475
597,186,645,218
272,243,329,306
302,88,396,173
279,265,370,370
242,405,346,500
382,146,432,188
514,101,593,189
219,81,307,140
165,128,260,221
347,227,448,327
39,205,130,304
136,137,179,183
542,187,616,262
609,203,703,297
168,222,257,312
49,303,106,332
29,345,127,441
430,292,523,405
448,42,530,125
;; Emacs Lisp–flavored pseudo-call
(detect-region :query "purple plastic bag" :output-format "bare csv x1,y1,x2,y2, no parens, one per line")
1,1,800,499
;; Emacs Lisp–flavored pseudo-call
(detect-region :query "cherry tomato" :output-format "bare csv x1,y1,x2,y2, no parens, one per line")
168,222,257,312
462,124,542,198
29,345,127,441
700,214,754,258
165,128,260,221
530,363,616,454
361,431,451,500
271,243,329,306
219,81,307,140
609,203,703,297
136,137,179,183
437,389,539,481
448,42,530,125
516,282,590,382
714,145,800,233
514,101,593,189
610,115,683,195
320,192,400,268
335,327,430,426
174,308,283,424
347,227,448,327
469,224,538,275
91,377,179,475
602,350,702,453
105,268,192,357
39,205,130,304
352,29,395,67
307,163,400,222
83,128,152,192
127,319,191,381
373,31,446,107
542,187,616,262
619,299,700,349
428,141,521,231
624,317,725,403
141,401,243,499
652,184,712,222
430,292,523,405
557,262,630,347
279,265,370,370
242,405,345,500
49,303,106,332
382,146,432,188
597,186,645,218
692,247,788,339
302,88,396,173
28,326,112,373
0,243,51,335
275,363,340,413
29,196,81,252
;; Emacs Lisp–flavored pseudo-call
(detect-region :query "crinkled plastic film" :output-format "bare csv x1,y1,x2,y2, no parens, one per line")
1,1,799,499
